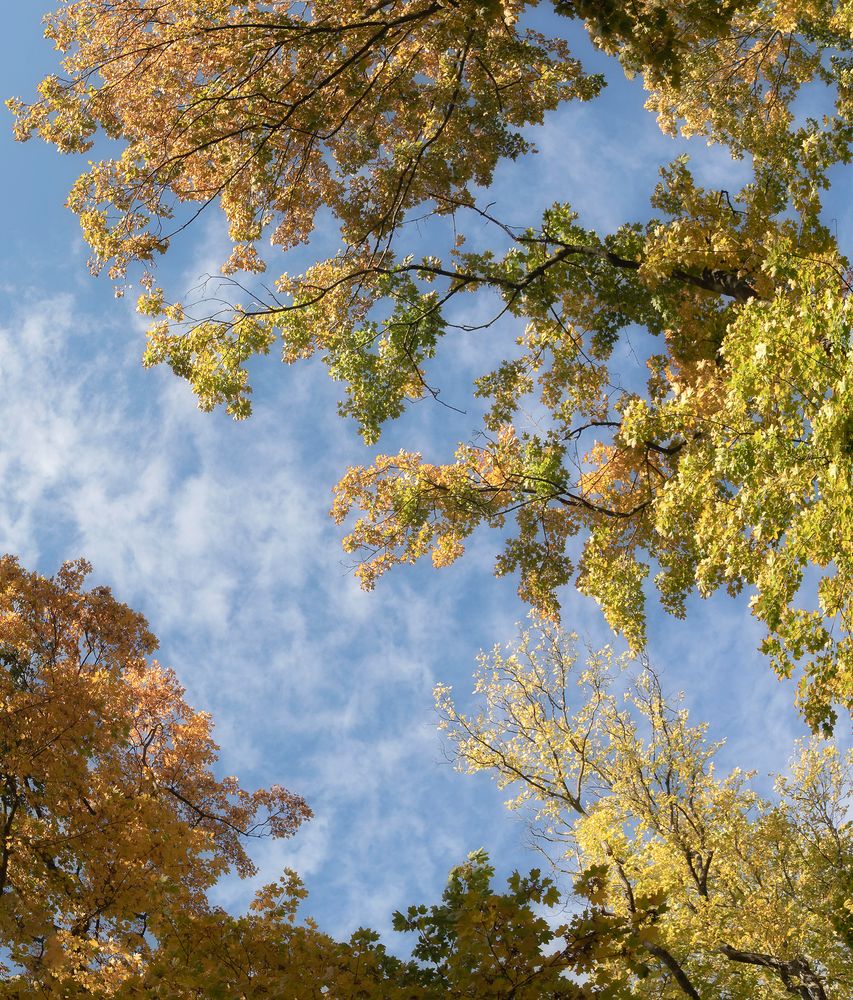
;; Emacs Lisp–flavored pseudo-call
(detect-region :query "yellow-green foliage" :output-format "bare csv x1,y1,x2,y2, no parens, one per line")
14,1,853,727
437,620,852,1000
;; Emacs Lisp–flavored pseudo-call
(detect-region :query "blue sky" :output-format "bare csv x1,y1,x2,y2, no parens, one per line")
0,5,846,947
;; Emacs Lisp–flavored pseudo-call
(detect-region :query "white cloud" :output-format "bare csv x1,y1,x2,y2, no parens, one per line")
0,285,535,940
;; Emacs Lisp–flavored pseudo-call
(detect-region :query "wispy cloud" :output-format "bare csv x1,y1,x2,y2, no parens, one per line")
0,285,536,939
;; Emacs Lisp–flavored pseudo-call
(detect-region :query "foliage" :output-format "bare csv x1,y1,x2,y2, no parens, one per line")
0,556,310,997
112,851,635,1000
0,557,847,998
12,2,853,729
6,6,853,997
436,620,852,1000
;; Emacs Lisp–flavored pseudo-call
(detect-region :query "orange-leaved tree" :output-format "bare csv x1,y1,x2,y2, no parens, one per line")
0,556,310,996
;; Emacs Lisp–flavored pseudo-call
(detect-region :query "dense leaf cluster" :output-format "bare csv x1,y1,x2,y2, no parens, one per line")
12,0,853,728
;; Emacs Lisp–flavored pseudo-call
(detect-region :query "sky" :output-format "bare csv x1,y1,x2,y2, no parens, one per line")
0,4,848,949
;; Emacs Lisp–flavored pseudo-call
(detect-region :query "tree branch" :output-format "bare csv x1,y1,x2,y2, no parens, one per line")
720,944,828,1000
645,943,703,1000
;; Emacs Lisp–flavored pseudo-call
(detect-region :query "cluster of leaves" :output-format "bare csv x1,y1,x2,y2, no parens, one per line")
97,854,616,999
0,557,309,996
437,620,852,1000
12,0,853,729
11,0,601,417
333,203,853,731
0,562,848,998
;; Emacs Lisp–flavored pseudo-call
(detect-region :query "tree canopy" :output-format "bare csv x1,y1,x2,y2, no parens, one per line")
0,556,309,996
0,559,847,998
12,1,853,731
437,620,852,1000
0,557,616,999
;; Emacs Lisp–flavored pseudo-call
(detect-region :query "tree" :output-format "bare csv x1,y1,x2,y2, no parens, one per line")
0,556,309,997
11,1,853,729
436,620,852,1000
